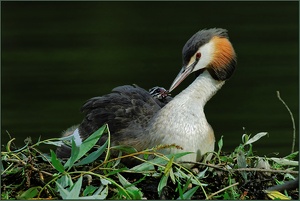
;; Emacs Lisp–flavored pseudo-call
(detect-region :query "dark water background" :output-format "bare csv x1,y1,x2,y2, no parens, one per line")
2,2,299,157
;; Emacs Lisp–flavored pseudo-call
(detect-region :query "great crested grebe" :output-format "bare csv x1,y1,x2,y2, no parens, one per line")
57,28,237,165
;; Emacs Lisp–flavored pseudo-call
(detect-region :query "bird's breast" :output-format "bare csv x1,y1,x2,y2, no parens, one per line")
148,100,215,162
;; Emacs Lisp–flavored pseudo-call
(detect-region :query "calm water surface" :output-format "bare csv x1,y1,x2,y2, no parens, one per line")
2,2,299,157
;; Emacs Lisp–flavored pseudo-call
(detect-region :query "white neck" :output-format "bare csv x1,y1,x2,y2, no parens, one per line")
173,71,224,108
151,70,224,134
147,70,225,162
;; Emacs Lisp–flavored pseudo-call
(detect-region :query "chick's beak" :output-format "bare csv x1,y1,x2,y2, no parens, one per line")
169,61,197,92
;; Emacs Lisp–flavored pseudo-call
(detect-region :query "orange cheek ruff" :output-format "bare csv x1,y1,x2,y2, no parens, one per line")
211,36,236,69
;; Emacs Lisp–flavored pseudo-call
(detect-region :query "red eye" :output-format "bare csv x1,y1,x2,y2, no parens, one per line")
196,52,201,60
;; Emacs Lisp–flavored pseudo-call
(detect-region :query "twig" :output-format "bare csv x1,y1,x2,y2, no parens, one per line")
207,182,239,199
29,165,54,177
180,161,229,172
277,91,296,154
5,158,26,165
181,161,298,175
232,168,298,175
5,158,53,176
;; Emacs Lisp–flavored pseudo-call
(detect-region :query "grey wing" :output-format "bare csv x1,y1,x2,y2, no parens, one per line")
78,84,162,143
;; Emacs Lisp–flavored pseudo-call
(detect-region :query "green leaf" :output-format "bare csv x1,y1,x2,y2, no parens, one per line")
220,156,233,163
101,178,112,185
117,173,143,199
17,186,41,199
284,151,299,160
264,190,291,200
93,185,108,199
74,140,108,166
217,135,223,155
43,140,65,147
105,167,128,177
67,176,83,199
177,181,184,199
158,174,169,196
81,183,109,199
241,134,250,144
112,151,122,168
64,139,80,169
131,152,192,171
163,156,175,185
80,186,108,199
130,161,155,172
83,185,97,196
50,149,65,173
270,157,299,166
43,135,74,146
127,189,143,200
284,173,296,180
57,174,73,189
64,125,106,169
164,156,174,174
223,191,230,199
174,167,208,187
244,132,268,145
56,181,71,199
237,150,247,181
182,177,192,193
56,176,83,199
177,186,199,199
58,134,75,142
5,137,31,153
116,186,131,200
111,145,138,154
196,167,208,179
169,167,176,184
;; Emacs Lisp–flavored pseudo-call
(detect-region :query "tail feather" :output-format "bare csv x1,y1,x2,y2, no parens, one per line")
56,144,72,159
56,124,80,159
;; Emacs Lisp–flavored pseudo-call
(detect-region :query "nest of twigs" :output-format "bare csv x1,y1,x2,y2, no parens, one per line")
1,124,298,200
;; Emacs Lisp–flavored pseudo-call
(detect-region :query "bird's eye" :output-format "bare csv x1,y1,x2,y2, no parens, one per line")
196,52,201,60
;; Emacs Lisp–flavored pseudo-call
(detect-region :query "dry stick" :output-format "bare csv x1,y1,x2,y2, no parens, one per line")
232,168,298,175
181,161,228,172
181,161,298,175
5,158,53,177
277,91,296,154
207,182,239,200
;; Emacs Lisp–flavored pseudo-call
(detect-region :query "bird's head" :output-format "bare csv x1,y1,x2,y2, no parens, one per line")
169,28,237,92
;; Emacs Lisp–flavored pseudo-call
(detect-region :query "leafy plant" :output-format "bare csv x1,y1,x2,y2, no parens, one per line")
1,92,299,200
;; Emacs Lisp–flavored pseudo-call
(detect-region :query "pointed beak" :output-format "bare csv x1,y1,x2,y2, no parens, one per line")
169,61,197,92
